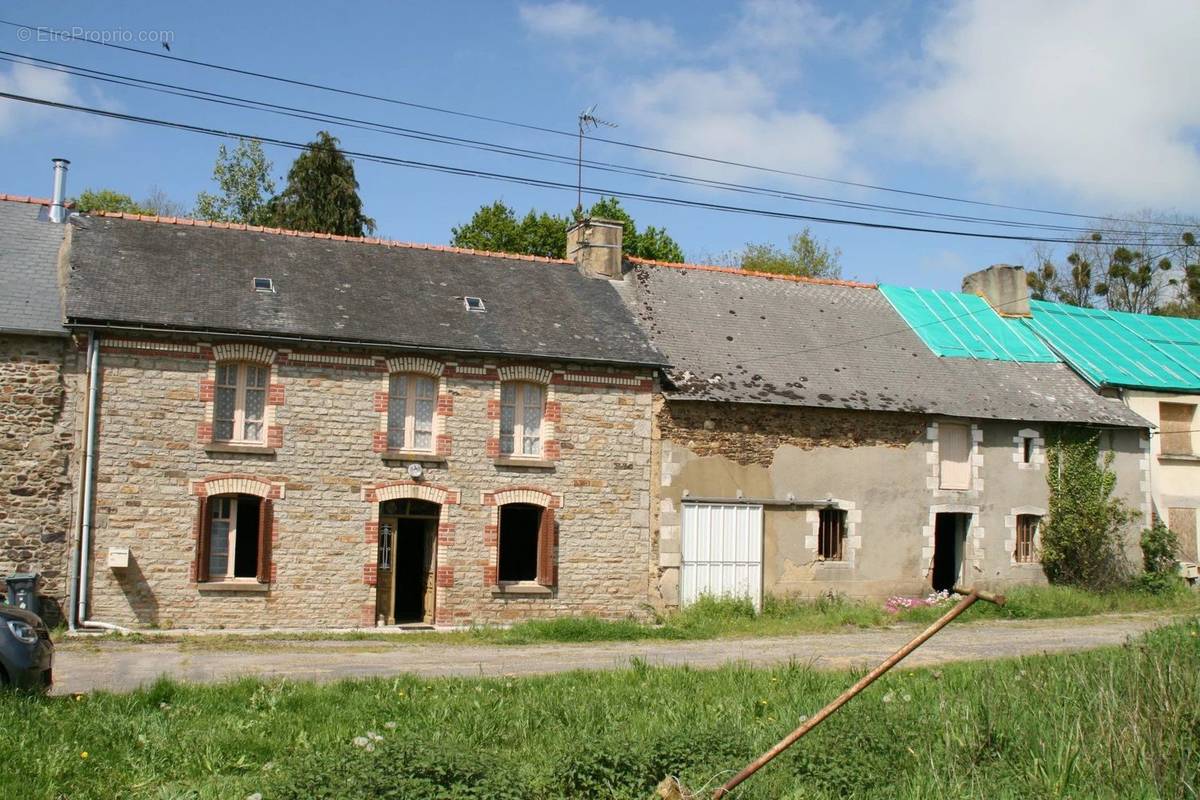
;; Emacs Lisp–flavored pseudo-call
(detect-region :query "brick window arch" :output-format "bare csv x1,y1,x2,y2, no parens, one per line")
483,488,562,588
374,357,451,456
200,344,281,448
488,367,560,462
190,476,281,585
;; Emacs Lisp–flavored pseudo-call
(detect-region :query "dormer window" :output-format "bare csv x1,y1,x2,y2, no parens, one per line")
464,296,486,312
253,277,275,293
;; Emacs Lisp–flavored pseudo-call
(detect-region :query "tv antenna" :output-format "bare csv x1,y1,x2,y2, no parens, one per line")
577,105,618,214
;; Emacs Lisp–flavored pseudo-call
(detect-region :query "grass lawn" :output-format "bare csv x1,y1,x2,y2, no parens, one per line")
4,618,1198,799
73,584,1200,650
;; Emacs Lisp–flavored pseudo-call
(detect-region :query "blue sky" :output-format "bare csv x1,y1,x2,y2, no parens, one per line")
1,1,1197,289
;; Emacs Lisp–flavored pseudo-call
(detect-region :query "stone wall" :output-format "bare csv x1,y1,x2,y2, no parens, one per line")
0,335,74,624
85,336,654,629
656,399,1148,604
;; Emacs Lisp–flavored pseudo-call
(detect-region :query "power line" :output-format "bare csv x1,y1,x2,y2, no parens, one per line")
3,89,1186,249
3,16,1196,233
4,50,1184,243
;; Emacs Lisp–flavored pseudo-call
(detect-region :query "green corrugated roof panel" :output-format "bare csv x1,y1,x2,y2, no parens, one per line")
879,284,1059,362
1020,300,1200,391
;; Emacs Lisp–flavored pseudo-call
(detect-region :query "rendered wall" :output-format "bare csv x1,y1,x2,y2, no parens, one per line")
1124,389,1200,560
656,400,1149,604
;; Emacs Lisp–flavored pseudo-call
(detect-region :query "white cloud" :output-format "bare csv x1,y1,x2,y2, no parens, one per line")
518,2,675,51
881,0,1200,207
726,0,882,57
624,67,854,185
0,62,82,136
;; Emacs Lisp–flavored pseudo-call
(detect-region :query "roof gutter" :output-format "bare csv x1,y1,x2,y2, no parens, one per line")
65,320,669,371
682,495,837,507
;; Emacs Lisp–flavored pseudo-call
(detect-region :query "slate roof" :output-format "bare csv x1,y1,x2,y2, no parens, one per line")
65,213,662,367
0,196,67,336
623,261,1148,427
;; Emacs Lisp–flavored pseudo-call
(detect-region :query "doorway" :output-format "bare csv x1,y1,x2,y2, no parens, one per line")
375,499,440,625
932,512,970,592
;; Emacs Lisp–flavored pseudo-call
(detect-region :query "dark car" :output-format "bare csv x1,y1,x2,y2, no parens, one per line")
0,604,53,691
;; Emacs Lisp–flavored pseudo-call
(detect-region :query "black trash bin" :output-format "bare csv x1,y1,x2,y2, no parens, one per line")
5,573,40,618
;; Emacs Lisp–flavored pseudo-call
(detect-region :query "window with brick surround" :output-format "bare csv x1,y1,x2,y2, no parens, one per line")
500,382,544,457
497,503,557,585
214,363,268,443
1014,514,1039,563
195,494,273,583
1159,402,1195,456
817,508,846,561
388,373,436,451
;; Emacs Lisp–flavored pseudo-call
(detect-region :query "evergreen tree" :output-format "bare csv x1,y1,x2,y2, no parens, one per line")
265,131,375,236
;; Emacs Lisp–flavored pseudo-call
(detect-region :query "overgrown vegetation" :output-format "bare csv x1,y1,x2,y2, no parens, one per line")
5,620,1198,799
1137,520,1185,595
1042,429,1134,590
75,587,1199,652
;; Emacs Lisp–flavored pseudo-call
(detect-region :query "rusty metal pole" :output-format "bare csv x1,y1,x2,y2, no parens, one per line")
712,586,1005,799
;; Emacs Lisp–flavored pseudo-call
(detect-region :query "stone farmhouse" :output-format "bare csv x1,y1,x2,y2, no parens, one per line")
611,247,1149,607
0,169,1169,631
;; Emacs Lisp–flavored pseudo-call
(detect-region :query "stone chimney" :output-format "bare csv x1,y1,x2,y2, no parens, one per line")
962,264,1031,317
567,217,624,279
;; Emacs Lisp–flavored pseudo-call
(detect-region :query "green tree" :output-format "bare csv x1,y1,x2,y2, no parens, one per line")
194,139,276,225
583,197,684,261
730,228,843,279
451,197,683,261
264,131,375,236
73,188,155,215
450,202,569,258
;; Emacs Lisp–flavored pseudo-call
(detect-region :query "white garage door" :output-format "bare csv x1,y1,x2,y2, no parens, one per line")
681,503,763,610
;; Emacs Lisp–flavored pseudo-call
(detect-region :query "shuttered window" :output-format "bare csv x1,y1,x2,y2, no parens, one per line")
194,494,273,584
496,503,556,586
1159,403,1195,456
939,423,972,490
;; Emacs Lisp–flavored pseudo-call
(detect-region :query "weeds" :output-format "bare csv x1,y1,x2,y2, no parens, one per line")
2,620,1196,799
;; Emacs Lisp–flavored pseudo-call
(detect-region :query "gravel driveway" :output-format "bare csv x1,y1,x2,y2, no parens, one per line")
51,613,1171,695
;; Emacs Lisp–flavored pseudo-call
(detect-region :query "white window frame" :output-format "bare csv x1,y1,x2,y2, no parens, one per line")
214,362,268,444
387,373,436,452
500,381,544,457
208,496,250,580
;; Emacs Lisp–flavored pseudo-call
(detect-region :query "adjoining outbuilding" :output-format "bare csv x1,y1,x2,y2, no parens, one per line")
611,241,1150,607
